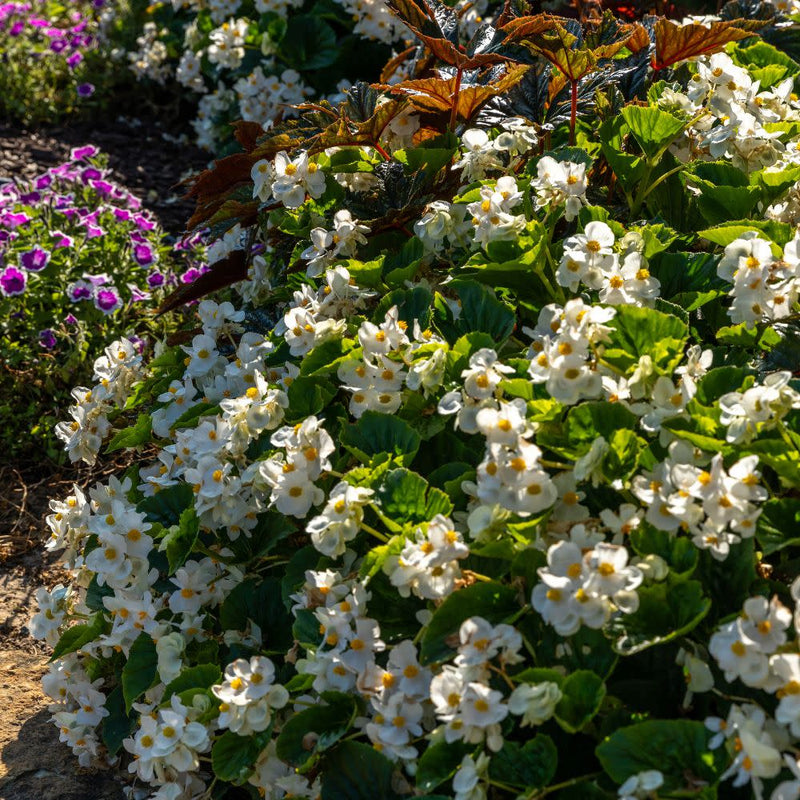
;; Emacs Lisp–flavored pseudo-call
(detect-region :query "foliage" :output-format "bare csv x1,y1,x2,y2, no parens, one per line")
0,147,205,459
30,7,800,800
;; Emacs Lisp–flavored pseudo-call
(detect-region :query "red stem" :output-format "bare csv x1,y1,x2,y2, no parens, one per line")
569,79,578,146
373,142,392,162
449,67,463,132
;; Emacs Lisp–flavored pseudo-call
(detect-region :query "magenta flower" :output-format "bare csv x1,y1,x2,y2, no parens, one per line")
20,246,50,272
146,271,165,288
94,287,121,314
66,51,82,69
70,145,98,161
132,242,156,267
64,313,78,326
67,280,93,302
51,231,74,249
0,265,27,296
39,329,57,349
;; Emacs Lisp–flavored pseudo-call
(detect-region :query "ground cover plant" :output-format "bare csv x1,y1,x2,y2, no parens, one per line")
107,0,509,152
0,0,126,123
0,145,207,459
30,5,800,800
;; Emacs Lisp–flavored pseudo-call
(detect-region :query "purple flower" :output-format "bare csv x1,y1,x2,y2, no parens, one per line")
9,20,23,35
51,231,74,249
181,267,201,284
67,280,93,302
83,273,110,286
94,287,121,314
19,191,40,204
84,224,105,238
129,284,151,302
134,214,155,231
39,329,57,349
0,265,27,296
50,39,67,53
34,174,52,190
2,211,29,228
64,313,78,326
70,145,98,161
77,82,95,98
66,51,82,69
112,208,132,222
20,246,50,272
132,242,156,267
90,180,114,195
80,167,102,183
146,271,165,288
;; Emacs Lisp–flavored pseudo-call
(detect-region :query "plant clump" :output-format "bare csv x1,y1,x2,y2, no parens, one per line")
31,4,800,800
0,146,207,458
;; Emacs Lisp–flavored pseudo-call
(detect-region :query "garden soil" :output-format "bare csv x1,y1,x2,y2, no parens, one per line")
0,118,208,799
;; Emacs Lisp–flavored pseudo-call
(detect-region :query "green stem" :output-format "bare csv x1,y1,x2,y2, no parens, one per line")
637,162,686,206
528,772,603,799
360,522,389,543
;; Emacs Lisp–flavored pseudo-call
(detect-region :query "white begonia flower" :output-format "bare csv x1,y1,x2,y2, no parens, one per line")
618,770,664,799
508,681,562,727
156,632,185,684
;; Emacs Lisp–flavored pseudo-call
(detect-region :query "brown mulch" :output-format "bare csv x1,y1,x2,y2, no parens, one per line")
0,116,210,235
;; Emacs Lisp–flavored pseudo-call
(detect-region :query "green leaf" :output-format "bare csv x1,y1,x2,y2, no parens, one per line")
101,685,135,755
212,729,273,783
375,286,433,329
106,413,152,452
220,578,293,650
692,181,761,226
276,691,359,767
50,612,107,661
601,305,688,376
607,579,711,655
621,105,687,160
285,376,338,422
122,632,158,711
341,411,421,467
746,439,800,485
321,741,399,800
448,280,516,342
757,498,800,555
596,719,726,792
161,507,200,574
420,582,519,664
169,402,221,431
629,523,697,576
278,15,337,70
554,670,606,733
375,468,453,526
137,483,194,527
602,429,641,481
417,741,475,793
699,219,793,248
446,332,496,375
488,736,558,789
163,664,222,700
694,367,751,405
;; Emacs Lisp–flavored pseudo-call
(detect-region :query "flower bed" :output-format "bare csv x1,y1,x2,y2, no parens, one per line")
32,7,800,800
0,0,122,123
0,145,206,458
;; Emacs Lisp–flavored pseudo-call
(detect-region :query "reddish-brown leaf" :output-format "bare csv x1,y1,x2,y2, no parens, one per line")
231,120,265,153
387,65,527,120
380,46,417,83
625,23,651,54
158,250,248,315
653,18,764,71
500,13,566,43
